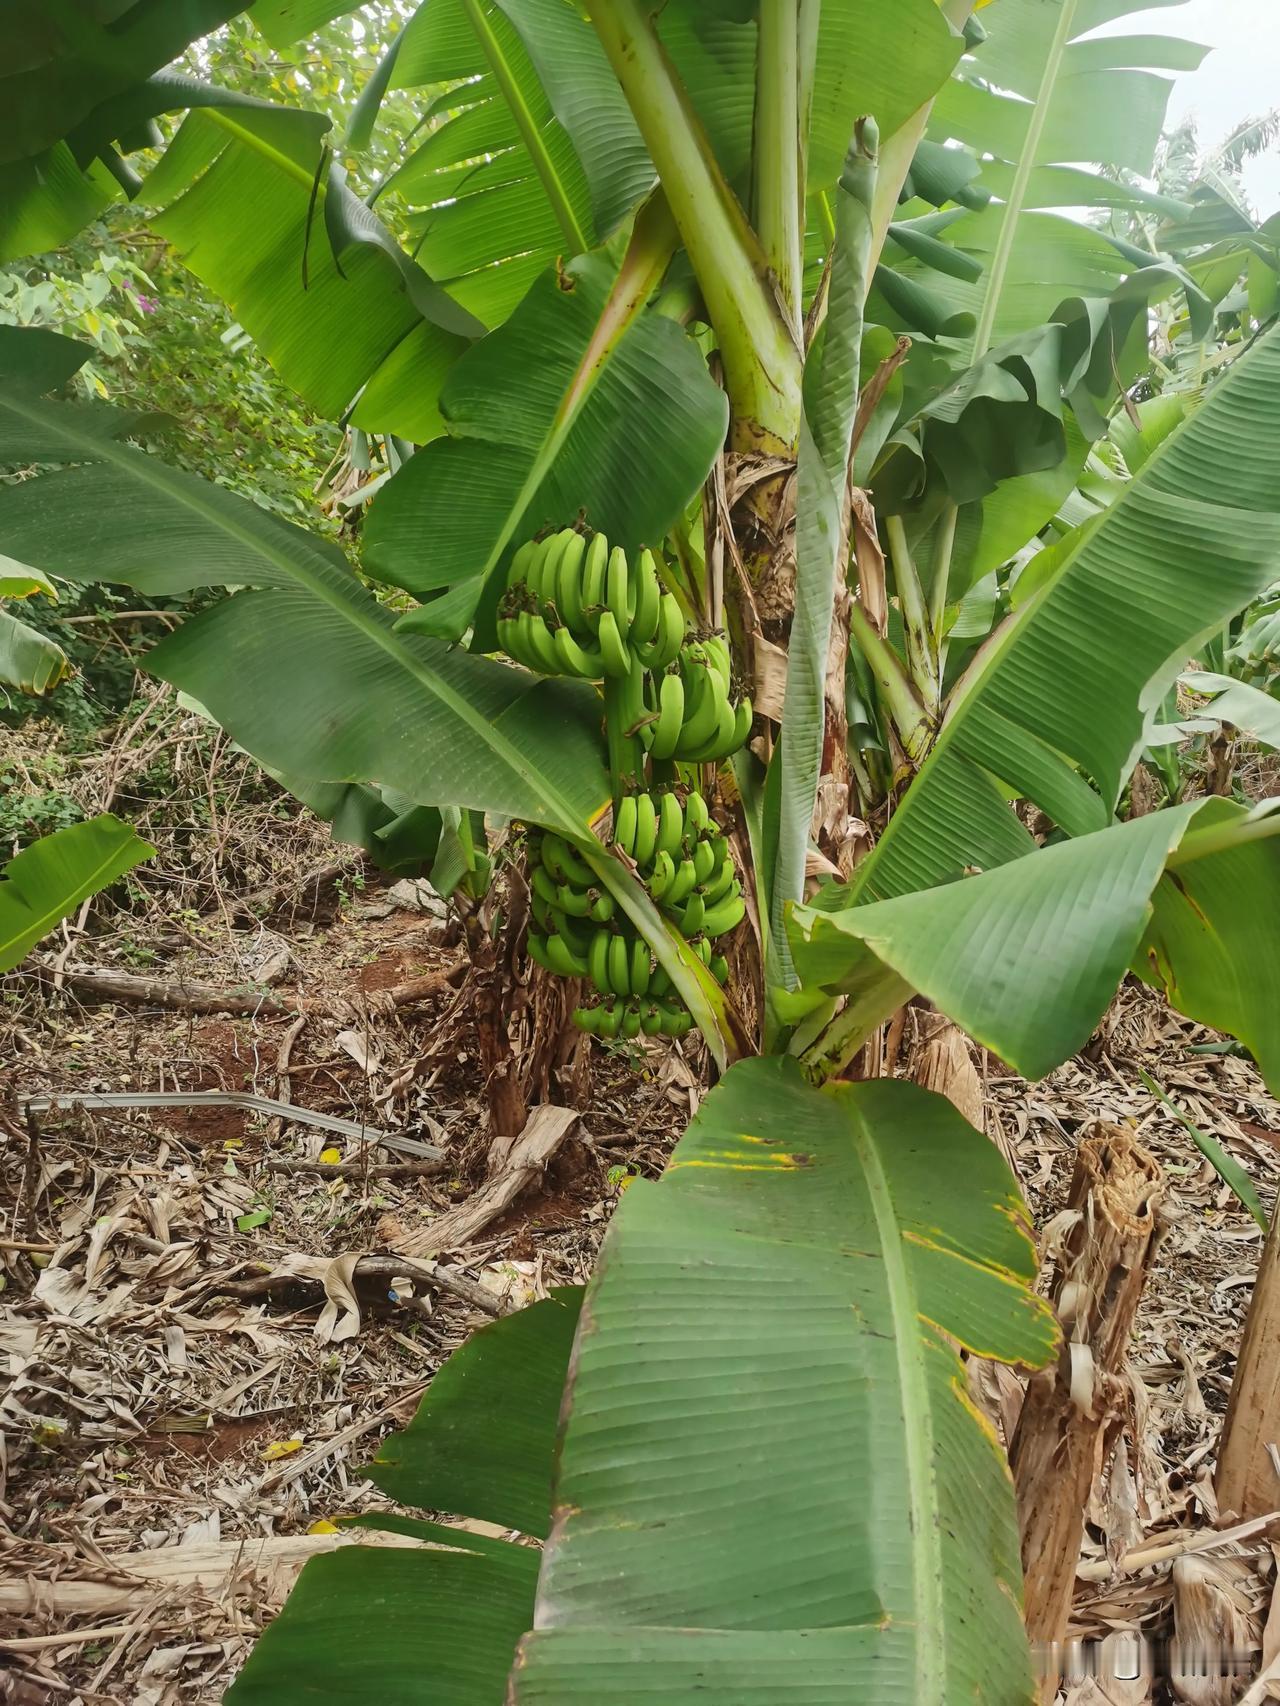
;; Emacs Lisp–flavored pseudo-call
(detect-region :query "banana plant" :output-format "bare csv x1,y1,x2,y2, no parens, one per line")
5,2,1280,1700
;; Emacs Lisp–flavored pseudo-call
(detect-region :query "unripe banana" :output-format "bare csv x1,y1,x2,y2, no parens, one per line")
546,932,589,978
551,624,604,679
530,864,560,909
573,1004,601,1035
709,953,729,985
692,837,717,885
731,696,753,750
542,833,593,888
633,793,658,868
648,848,676,899
681,688,738,763
657,1000,692,1038
617,662,651,743
641,1003,663,1037
596,997,623,1040
507,538,537,590
581,532,609,622
679,892,706,937
588,890,614,923
588,929,611,994
629,936,651,996
630,548,661,644
650,965,673,998
666,856,697,906
527,931,554,973
524,535,554,600
606,545,633,638
675,665,729,756
519,612,559,675
503,612,538,670
613,794,638,858
608,932,631,996
703,891,747,937
655,791,683,859
635,593,685,670
596,609,632,678
553,909,591,957
556,882,594,918
704,635,732,691
555,531,587,630
702,853,737,906
649,669,685,761
531,889,554,931
693,935,712,966
682,790,709,841
620,1003,642,1040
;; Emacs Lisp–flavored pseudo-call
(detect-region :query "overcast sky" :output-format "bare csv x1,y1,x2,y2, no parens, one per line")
1091,0,1280,214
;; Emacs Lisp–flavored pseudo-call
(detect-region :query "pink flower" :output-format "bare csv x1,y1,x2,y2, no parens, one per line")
132,292,157,314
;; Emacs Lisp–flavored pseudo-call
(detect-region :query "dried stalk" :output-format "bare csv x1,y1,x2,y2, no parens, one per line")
1217,1200,1280,1521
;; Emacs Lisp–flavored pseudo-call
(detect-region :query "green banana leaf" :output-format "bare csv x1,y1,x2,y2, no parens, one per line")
513,1059,1057,1705
1178,671,1280,749
226,1290,580,1704
141,103,481,442
0,605,68,694
0,815,155,972
792,799,1280,1090
849,319,1280,903
0,325,737,1060
247,0,360,46
365,242,728,644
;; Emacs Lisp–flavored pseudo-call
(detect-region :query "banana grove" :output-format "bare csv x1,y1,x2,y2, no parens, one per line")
2,1,1279,1700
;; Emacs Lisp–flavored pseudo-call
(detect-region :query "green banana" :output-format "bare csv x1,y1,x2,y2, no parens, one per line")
531,889,554,931
692,836,717,885
551,624,604,679
588,891,614,923
588,929,611,994
545,932,589,978
629,936,651,996
679,892,706,936
649,669,685,762
731,696,753,750
648,848,676,899
620,1003,642,1040
507,538,537,589
581,532,609,623
702,853,738,906
608,932,631,996
674,655,721,751
553,909,591,957
657,1000,692,1038
635,593,685,670
709,953,729,986
693,935,712,966
519,611,560,675
527,931,554,973
617,662,652,744
650,965,673,998
555,531,587,630
573,1004,601,1035
704,634,732,691
655,791,684,859
524,535,553,600
630,548,661,644
542,833,594,888
597,608,632,678
596,998,623,1040
556,882,594,918
641,1003,663,1037
666,856,697,906
680,687,737,762
613,794,638,857
530,864,560,909
606,545,633,638
683,790,710,841
633,793,658,867
703,891,746,937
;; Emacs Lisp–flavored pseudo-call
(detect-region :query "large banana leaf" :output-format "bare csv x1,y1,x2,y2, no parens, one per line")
513,1059,1057,1704
141,103,482,440
0,815,155,972
850,319,1280,903
0,325,736,1056
227,1291,580,1704
365,242,728,643
792,799,1280,1089
0,605,68,694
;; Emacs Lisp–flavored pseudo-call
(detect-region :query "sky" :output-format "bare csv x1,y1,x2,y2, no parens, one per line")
1092,0,1280,215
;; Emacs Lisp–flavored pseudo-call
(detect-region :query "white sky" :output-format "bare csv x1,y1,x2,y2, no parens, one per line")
1093,0,1280,214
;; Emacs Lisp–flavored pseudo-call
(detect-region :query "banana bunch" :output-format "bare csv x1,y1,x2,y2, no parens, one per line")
498,529,684,680
646,637,752,763
613,785,746,944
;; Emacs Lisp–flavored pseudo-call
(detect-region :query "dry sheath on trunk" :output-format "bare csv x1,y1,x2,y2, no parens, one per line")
1009,1125,1163,1649
1216,1200,1280,1521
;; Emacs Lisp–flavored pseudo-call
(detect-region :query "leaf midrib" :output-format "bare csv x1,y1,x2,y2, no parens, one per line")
846,1098,945,1702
